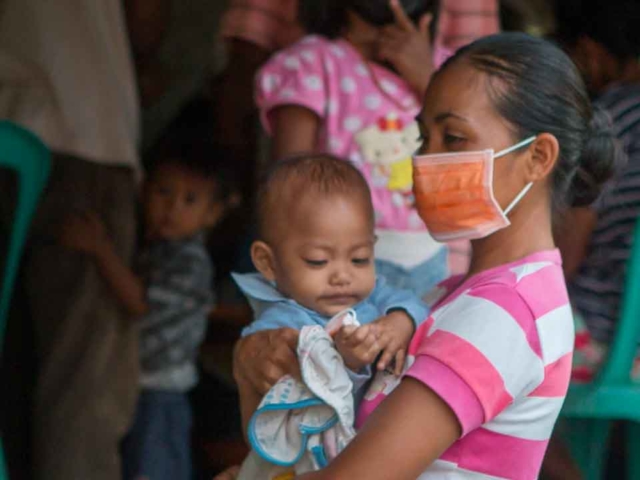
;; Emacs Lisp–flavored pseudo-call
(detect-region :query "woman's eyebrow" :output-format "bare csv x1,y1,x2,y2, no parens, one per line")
434,111,470,123
415,111,470,124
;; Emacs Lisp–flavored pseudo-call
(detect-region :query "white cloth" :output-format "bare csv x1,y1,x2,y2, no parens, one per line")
238,325,357,480
0,52,71,148
0,0,140,168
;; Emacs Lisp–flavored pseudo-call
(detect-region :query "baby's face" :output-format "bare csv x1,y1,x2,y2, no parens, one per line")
270,194,376,317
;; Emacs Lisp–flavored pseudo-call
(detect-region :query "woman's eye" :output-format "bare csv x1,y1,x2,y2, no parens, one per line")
304,259,327,267
185,192,197,204
444,133,465,146
157,186,171,195
352,257,371,266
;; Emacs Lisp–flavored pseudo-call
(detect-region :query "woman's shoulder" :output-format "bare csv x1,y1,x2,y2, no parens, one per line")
436,250,568,317
424,250,573,364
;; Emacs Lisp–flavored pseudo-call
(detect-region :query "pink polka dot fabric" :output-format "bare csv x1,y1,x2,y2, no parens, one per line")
256,35,453,232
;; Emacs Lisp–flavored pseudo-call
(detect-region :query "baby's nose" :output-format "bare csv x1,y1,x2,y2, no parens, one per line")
329,268,351,286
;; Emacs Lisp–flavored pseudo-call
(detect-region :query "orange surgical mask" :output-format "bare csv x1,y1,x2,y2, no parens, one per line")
412,137,536,242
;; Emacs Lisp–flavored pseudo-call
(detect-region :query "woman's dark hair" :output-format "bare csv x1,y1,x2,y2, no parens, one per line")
299,0,439,40
554,0,640,61
438,32,622,214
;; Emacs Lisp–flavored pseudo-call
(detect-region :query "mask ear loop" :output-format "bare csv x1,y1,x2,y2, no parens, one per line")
497,136,537,216
504,182,534,216
494,136,537,158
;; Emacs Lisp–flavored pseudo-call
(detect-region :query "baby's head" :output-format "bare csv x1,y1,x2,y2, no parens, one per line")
143,133,239,242
251,154,377,317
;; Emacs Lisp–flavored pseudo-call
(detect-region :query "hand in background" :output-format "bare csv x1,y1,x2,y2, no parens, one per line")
377,0,435,98
59,210,110,256
334,324,381,372
373,310,415,375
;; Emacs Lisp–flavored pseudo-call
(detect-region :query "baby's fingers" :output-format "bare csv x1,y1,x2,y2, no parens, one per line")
377,342,399,371
394,348,407,376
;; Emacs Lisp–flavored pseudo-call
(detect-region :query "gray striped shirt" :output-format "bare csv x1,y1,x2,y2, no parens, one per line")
571,83,640,342
137,233,213,391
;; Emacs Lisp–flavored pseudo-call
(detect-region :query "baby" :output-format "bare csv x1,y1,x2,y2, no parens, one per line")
234,153,430,410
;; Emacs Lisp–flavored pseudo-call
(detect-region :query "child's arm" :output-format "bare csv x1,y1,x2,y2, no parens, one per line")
270,105,319,163
60,211,148,317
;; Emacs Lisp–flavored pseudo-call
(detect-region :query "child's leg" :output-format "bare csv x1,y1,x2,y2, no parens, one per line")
122,390,193,480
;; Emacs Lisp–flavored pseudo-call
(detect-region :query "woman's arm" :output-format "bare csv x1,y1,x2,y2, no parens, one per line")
300,377,460,480
270,105,320,163
555,207,597,280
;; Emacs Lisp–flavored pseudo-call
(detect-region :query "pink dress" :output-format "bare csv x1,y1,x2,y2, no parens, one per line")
256,35,452,270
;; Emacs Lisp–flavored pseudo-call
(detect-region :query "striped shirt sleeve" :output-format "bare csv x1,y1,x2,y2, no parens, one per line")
405,283,545,434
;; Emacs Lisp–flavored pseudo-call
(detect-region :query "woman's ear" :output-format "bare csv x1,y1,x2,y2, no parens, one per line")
526,133,559,182
250,241,277,281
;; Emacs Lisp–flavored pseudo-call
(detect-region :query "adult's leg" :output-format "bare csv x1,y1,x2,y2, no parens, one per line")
28,154,139,480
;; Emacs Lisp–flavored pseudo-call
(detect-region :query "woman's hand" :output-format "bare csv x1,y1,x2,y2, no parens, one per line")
233,328,301,395
377,0,435,98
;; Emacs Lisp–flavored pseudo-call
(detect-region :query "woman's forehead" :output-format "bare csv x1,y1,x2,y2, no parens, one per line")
421,61,495,123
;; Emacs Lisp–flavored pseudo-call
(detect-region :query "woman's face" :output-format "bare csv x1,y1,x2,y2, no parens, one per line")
415,59,534,215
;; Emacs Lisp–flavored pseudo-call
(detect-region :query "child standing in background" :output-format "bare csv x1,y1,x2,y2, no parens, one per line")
60,132,238,480
255,0,465,297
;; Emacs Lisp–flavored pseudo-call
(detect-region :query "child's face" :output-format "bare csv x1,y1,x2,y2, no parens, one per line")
143,163,222,241
262,194,376,317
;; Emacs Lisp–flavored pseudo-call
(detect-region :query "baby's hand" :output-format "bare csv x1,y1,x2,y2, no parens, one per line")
59,210,109,256
334,324,381,372
373,310,415,375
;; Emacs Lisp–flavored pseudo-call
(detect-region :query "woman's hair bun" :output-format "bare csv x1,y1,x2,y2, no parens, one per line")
570,106,623,207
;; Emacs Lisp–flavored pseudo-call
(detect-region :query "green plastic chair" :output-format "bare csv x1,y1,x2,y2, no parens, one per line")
561,218,640,479
0,121,51,480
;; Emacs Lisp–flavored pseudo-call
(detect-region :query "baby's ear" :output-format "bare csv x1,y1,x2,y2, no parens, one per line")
250,241,277,281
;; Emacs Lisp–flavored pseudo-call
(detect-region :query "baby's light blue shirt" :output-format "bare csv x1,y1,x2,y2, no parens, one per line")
232,273,430,337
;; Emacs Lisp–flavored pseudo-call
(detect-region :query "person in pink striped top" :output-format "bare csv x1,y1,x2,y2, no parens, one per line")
230,33,618,479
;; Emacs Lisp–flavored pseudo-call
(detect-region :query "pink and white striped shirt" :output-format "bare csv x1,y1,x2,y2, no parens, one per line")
356,250,574,479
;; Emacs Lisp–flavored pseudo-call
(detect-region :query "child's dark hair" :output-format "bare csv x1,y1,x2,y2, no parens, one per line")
299,0,439,40
554,0,640,61
255,154,374,241
145,114,240,205
438,32,622,214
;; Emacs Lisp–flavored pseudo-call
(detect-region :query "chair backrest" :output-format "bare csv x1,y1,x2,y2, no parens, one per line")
0,121,49,480
595,217,640,385
0,121,50,346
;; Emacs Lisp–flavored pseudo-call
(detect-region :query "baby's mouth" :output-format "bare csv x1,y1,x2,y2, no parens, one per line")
320,294,359,305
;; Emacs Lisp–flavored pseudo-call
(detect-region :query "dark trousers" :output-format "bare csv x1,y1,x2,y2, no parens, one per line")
2,153,140,480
